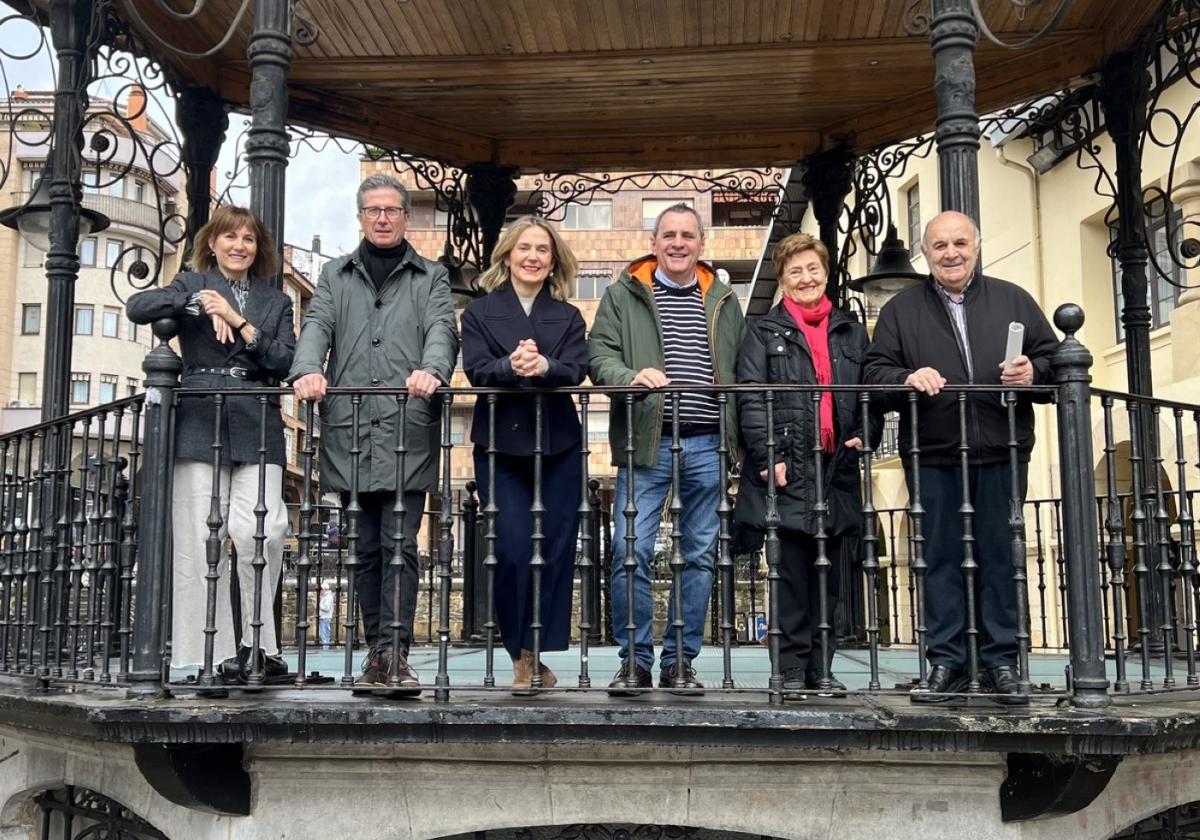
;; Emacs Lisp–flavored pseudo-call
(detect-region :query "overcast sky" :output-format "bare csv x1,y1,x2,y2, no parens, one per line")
3,18,362,258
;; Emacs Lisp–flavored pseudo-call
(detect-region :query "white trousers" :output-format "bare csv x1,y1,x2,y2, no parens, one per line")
171,459,287,668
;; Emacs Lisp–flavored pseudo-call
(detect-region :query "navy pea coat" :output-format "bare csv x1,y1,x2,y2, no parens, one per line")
126,270,295,466
461,283,588,455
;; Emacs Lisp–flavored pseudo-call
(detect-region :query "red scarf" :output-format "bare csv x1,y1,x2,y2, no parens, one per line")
782,295,836,453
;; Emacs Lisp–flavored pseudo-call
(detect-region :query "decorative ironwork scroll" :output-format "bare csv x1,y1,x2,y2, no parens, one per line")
35,785,168,840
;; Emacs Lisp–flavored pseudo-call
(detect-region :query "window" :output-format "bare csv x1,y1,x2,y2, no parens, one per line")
1111,204,1185,341
450,412,468,445
126,377,139,397
642,198,694,230
562,200,612,230
73,305,93,336
284,428,296,465
21,304,41,335
127,319,138,342
17,373,36,405
70,373,90,405
102,307,120,338
283,394,295,418
105,239,124,269
575,272,613,299
906,183,921,257
98,374,118,404
108,177,125,198
587,411,610,442
79,237,97,267
22,241,44,268
433,207,449,229
132,180,146,203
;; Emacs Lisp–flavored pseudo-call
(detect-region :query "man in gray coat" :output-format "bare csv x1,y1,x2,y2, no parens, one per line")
291,174,458,696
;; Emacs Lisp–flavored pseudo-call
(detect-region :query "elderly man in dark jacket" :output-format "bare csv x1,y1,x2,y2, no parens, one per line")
864,211,1058,705
290,174,458,696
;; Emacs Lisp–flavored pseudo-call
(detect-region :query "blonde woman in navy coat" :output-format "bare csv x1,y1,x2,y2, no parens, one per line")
461,216,587,693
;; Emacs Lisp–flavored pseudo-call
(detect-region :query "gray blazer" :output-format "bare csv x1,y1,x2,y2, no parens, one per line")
289,242,459,494
127,270,295,466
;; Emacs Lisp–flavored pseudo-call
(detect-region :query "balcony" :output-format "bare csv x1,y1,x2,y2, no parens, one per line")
1,309,1199,838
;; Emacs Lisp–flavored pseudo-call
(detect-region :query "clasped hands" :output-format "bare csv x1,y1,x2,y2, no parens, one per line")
510,338,549,378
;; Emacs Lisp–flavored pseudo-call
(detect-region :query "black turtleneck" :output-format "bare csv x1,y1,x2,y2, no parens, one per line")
359,239,409,292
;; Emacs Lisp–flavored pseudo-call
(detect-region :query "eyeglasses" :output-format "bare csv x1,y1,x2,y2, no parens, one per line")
360,206,406,220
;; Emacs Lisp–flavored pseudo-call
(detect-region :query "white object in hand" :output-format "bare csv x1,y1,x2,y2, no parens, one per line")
1003,322,1025,369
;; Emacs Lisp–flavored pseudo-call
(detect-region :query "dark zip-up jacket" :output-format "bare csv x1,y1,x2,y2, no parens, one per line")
863,273,1058,466
736,304,877,536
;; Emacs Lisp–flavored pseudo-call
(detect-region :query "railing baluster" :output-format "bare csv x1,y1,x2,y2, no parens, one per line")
860,391,880,692
956,392,981,693
621,396,638,689
667,392,685,690
764,388,782,703
69,418,91,681
908,393,929,688
200,394,225,692
14,432,33,675
389,394,410,690
1101,395,1129,692
1172,407,1197,686
530,393,546,690
244,395,271,689
717,391,735,690
0,437,14,673
84,411,109,680
341,394,363,688
1149,403,1176,688
35,426,53,684
812,388,832,693
293,400,318,686
1127,396,1154,689
1033,502,1049,648
99,412,124,685
1006,391,1032,697
577,393,593,689
1052,503,1068,647
434,393,454,701
483,394,498,688
118,403,141,682
886,510,901,646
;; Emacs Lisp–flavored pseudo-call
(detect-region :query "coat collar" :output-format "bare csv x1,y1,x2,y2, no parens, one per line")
759,299,855,340
479,283,571,353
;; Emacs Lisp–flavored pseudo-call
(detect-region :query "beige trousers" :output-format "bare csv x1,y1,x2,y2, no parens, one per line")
171,459,287,668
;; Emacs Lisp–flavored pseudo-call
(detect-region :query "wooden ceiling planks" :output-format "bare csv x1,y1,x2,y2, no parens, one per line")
68,0,1164,169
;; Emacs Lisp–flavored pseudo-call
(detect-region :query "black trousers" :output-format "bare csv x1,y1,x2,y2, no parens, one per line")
907,461,1028,669
775,530,842,675
342,490,426,656
473,448,581,661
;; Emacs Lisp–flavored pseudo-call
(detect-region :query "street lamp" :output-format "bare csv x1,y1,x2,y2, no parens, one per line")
0,163,110,250
849,224,926,311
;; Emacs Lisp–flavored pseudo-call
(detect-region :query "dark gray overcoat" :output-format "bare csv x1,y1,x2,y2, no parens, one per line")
288,244,459,494
126,270,295,465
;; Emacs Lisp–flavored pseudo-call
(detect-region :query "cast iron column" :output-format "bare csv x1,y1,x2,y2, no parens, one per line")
1051,304,1111,708
466,163,518,268
127,321,182,697
1097,49,1166,649
246,0,291,287
804,149,853,306
177,86,229,268
930,0,981,224
41,0,94,419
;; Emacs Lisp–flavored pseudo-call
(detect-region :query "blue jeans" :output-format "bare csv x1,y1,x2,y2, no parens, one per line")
611,434,721,672
319,619,331,650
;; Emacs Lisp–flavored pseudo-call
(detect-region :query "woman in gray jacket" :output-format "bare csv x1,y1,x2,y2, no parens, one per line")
127,205,294,684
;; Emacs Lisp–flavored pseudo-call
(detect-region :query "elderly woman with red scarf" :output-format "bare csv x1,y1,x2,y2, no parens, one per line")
735,232,874,699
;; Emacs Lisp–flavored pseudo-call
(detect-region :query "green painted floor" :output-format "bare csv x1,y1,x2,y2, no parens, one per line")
213,643,1173,693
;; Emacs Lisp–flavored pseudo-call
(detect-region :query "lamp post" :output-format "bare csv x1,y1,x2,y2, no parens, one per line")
0,0,104,419
849,225,927,311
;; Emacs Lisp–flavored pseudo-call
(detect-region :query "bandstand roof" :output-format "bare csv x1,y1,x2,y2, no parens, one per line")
47,0,1165,169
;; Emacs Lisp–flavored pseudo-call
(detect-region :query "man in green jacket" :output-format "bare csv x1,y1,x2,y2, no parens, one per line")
589,203,745,695
291,174,459,697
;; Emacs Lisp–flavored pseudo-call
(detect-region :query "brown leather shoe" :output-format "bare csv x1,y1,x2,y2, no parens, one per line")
379,649,422,699
513,650,558,695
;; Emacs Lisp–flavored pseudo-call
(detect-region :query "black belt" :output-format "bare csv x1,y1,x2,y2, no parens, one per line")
662,422,720,439
187,366,262,381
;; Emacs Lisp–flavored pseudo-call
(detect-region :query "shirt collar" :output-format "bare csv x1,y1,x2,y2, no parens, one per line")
933,274,972,305
653,266,697,290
